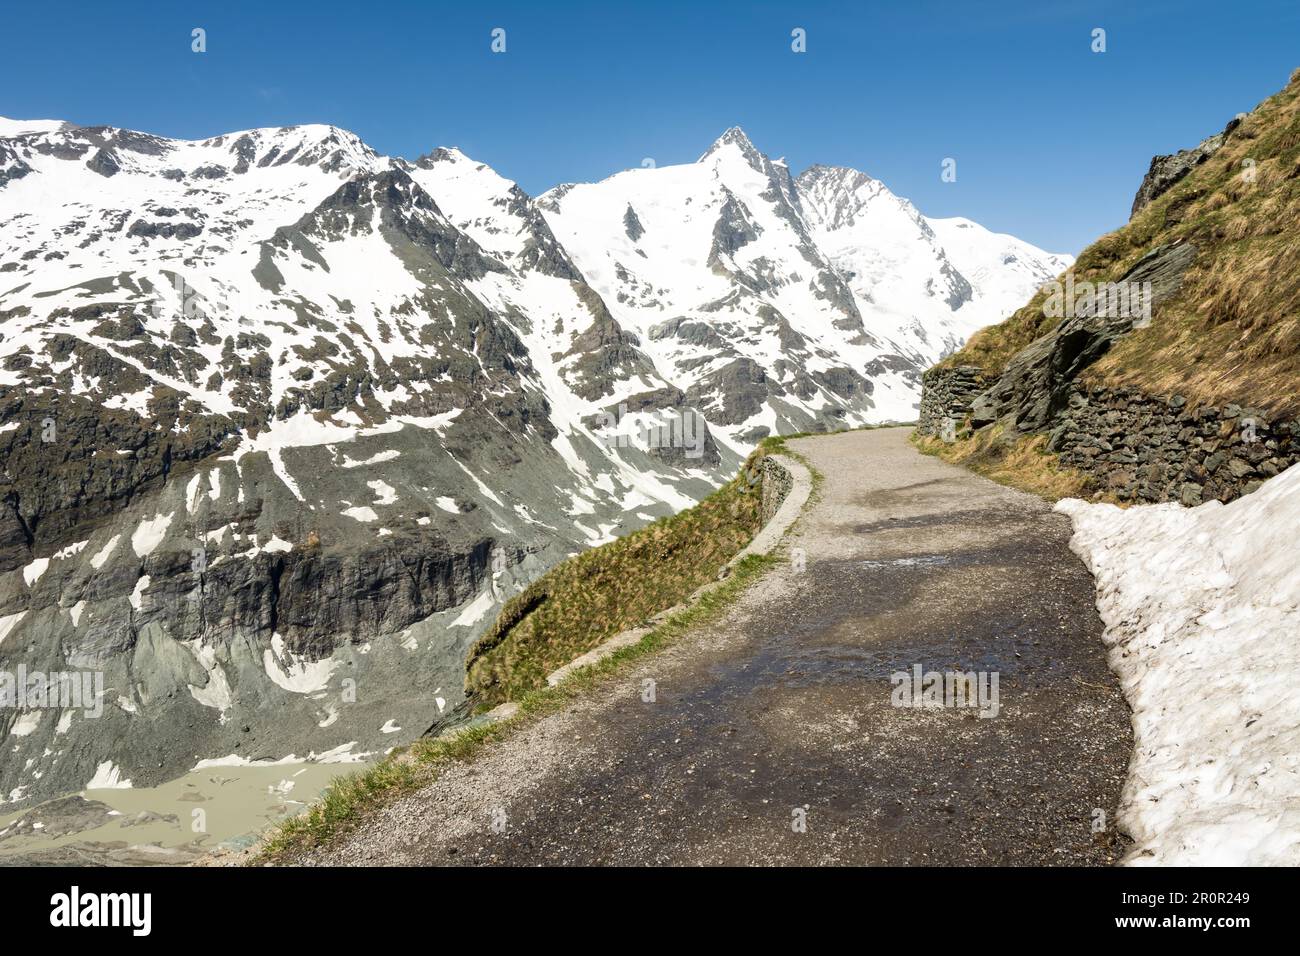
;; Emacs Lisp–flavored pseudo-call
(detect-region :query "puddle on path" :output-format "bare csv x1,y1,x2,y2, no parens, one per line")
858,555,951,569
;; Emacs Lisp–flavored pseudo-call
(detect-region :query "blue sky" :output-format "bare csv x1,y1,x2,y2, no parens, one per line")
2,0,1297,253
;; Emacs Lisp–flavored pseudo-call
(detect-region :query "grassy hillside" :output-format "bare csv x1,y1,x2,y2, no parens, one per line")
942,67,1300,418
464,443,783,708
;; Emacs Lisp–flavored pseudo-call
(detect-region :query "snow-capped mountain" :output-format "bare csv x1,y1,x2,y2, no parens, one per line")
0,116,1068,807
540,127,1071,428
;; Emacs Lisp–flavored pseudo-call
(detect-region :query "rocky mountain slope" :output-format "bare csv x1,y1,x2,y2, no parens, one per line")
0,116,1067,808
921,68,1300,505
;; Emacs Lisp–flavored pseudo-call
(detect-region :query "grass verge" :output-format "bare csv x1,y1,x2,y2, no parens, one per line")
465,448,774,708
912,425,1114,503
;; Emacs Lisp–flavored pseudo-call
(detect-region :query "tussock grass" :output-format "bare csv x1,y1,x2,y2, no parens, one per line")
940,67,1300,417
912,427,1109,503
464,430,843,708
465,449,771,707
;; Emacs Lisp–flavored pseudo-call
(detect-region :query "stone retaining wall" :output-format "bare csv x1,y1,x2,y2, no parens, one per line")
917,365,992,437
918,367,1298,506
755,454,793,523
1048,386,1299,505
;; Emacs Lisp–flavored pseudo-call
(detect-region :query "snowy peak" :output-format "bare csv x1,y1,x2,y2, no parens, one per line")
698,126,762,165
201,123,382,176
408,145,581,280
797,164,898,231
412,145,471,167
3,118,384,184
541,126,1071,426
797,161,970,314
0,116,78,139
697,126,795,194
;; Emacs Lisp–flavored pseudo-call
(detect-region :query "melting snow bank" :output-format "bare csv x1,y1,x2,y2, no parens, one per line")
1055,464,1300,865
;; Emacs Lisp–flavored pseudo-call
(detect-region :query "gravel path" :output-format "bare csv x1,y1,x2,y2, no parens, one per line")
288,427,1133,866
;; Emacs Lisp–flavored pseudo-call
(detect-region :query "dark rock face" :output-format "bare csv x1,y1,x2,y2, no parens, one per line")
85,148,121,178
648,316,729,352
189,164,229,180
686,358,773,426
562,283,656,401
864,353,922,388
0,388,241,575
172,533,496,658
231,134,257,174
0,142,33,188
1049,386,1299,505
622,204,645,242
1130,115,1242,218
966,241,1197,433
811,365,873,401
127,218,204,241
710,191,762,258
581,385,722,467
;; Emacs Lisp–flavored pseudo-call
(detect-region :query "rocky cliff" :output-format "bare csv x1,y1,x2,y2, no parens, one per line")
0,121,724,806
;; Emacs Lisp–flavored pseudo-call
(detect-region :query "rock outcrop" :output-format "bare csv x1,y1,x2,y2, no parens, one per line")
920,72,1300,512
1130,115,1242,218
964,241,1198,433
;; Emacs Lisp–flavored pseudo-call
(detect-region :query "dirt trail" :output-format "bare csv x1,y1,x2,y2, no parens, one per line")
290,427,1132,866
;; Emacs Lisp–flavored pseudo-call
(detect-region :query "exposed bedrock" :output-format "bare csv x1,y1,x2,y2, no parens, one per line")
1130,115,1242,218
965,241,1198,434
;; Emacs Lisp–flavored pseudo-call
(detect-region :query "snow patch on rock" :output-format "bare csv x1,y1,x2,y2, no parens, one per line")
85,761,133,789
131,512,174,558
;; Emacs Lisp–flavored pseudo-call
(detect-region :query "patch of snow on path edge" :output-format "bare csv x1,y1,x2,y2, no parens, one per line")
1055,463,1300,866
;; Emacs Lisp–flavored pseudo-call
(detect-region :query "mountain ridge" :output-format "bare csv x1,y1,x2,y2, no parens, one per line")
0,112,1068,809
